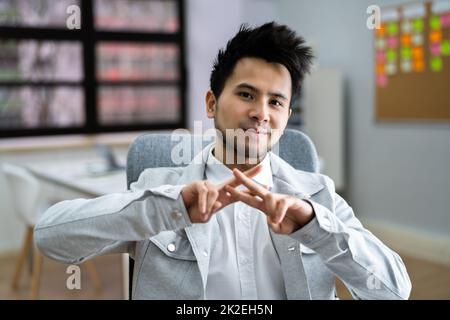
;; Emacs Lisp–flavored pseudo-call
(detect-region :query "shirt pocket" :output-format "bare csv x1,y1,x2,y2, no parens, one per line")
149,230,196,261
133,231,200,299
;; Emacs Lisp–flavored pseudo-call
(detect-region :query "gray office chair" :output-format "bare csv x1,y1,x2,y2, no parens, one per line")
126,128,319,299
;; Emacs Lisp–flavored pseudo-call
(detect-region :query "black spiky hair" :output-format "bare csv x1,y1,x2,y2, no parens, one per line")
210,22,314,107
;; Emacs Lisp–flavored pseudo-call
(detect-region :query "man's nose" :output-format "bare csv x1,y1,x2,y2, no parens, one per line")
249,101,270,123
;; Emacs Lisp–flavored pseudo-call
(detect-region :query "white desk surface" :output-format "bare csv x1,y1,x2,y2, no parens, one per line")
26,160,127,197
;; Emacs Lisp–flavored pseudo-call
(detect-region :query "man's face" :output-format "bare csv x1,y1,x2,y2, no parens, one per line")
206,57,292,162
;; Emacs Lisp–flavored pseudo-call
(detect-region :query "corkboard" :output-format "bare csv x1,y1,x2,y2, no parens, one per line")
375,2,450,121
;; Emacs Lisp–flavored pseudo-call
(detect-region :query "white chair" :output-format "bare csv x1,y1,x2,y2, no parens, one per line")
1,163,102,299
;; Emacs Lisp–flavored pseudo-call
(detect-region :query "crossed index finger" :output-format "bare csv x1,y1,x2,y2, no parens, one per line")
232,168,270,197
218,165,263,190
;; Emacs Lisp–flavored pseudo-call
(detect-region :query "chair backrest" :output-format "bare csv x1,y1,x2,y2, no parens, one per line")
125,128,319,299
1,163,43,226
126,128,319,188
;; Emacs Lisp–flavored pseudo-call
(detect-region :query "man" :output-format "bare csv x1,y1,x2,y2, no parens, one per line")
35,22,411,300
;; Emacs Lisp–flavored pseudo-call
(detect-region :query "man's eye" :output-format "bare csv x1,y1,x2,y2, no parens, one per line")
238,92,253,100
270,99,283,107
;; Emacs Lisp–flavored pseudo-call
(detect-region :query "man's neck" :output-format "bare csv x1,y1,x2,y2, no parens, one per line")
213,141,264,172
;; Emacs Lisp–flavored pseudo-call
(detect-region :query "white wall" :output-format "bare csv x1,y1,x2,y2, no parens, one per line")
279,0,450,239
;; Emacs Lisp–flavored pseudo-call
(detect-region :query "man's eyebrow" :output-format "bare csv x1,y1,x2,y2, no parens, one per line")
236,83,288,100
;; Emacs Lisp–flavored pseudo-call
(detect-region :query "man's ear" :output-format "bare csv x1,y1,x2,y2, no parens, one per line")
288,108,292,117
206,90,217,119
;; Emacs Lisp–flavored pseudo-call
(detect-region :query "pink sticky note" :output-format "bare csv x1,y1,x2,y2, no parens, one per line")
387,36,398,48
431,43,441,56
441,14,450,27
376,51,386,63
377,74,388,87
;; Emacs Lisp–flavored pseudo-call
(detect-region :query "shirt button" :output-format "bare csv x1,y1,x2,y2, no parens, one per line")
167,243,176,252
203,250,208,257
287,246,296,251
171,210,183,220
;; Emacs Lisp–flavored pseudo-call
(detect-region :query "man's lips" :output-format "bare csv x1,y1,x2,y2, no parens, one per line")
242,127,270,135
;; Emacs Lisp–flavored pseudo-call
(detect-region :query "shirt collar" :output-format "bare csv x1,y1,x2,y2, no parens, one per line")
205,146,273,189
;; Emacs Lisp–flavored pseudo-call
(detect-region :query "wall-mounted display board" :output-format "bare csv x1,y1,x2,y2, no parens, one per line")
375,0,450,121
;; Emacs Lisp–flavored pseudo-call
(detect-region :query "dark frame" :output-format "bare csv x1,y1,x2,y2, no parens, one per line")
0,0,187,138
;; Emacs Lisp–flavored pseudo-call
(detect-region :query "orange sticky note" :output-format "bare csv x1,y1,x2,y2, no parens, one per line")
429,30,442,43
376,24,386,37
412,46,424,59
401,34,412,46
413,59,424,72
376,63,385,75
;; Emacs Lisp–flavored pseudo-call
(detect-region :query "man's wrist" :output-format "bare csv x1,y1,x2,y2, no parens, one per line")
293,200,316,230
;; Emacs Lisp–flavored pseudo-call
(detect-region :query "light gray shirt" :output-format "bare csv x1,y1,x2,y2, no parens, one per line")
34,143,412,300
204,148,286,299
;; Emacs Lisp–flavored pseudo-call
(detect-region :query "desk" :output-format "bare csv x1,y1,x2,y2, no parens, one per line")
26,160,129,299
27,161,127,197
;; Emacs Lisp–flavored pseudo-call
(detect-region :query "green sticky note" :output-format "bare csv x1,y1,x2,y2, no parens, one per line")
388,22,398,35
401,47,412,59
430,57,443,72
413,18,424,33
441,40,450,56
387,49,397,62
430,15,441,30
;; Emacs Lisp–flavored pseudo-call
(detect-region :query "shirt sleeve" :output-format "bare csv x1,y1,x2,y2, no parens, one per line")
289,180,411,300
34,169,191,265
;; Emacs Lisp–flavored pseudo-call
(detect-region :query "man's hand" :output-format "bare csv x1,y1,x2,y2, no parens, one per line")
224,168,315,234
181,165,262,223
